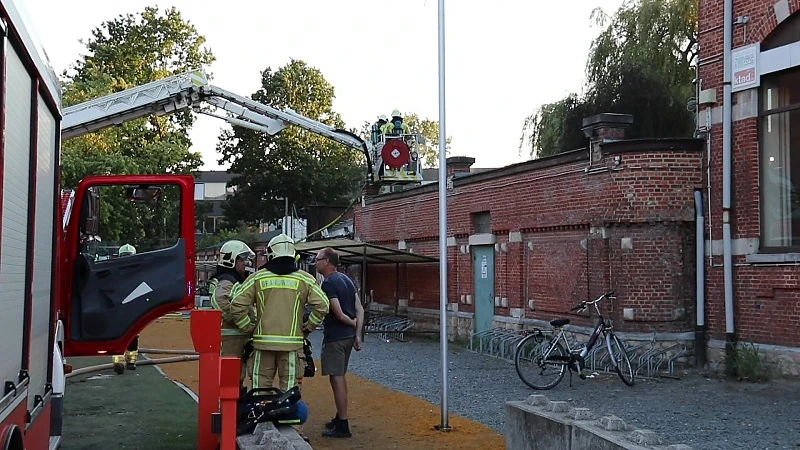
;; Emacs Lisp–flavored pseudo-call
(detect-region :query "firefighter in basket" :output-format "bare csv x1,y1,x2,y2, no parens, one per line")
208,240,256,387
112,244,140,375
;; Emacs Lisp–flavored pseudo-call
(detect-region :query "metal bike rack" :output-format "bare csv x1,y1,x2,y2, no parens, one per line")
365,315,415,342
468,328,532,361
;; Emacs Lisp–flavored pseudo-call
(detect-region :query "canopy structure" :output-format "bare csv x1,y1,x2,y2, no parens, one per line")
295,238,437,317
294,238,438,265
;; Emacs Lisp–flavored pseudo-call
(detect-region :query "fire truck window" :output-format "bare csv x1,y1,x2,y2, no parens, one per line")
79,183,182,261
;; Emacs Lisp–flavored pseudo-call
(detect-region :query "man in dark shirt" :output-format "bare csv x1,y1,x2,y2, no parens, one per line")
314,247,363,438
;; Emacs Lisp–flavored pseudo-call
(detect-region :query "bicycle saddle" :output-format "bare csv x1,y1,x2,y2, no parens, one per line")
550,318,570,327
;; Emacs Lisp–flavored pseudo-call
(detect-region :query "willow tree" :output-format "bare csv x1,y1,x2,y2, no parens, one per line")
519,0,698,159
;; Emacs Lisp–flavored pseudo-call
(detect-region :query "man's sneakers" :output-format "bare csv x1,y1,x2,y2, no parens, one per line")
323,416,352,438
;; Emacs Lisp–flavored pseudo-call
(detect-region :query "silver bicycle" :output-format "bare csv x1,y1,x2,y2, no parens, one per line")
514,291,635,390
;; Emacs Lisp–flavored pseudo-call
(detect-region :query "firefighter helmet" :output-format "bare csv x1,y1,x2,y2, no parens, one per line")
267,233,296,260
378,114,388,122
391,109,402,118
218,240,255,269
118,244,136,257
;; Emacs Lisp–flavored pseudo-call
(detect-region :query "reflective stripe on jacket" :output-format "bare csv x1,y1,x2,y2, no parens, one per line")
209,274,253,337
228,268,330,352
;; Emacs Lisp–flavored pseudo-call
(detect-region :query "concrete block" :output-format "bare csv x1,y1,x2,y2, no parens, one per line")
565,407,595,421
621,237,633,250
505,401,572,450
627,429,663,446
598,415,629,431
546,401,571,413
525,394,550,406
623,308,635,320
236,422,312,450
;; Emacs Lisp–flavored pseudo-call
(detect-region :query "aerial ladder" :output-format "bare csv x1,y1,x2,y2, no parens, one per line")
61,69,424,184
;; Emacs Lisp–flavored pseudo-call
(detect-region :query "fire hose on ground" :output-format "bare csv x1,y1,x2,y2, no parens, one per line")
65,348,199,379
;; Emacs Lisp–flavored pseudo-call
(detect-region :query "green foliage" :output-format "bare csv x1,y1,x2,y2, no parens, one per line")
60,6,216,243
519,0,698,159
217,59,365,226
732,341,768,383
360,113,453,168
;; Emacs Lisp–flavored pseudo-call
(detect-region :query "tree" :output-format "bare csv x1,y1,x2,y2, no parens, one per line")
217,59,365,226
519,0,698,158
60,6,216,243
360,113,452,168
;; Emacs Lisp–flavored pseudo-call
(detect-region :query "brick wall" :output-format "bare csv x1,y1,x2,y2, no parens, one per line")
355,139,704,333
699,0,800,347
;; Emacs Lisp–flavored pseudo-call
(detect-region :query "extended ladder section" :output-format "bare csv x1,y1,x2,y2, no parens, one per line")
60,69,423,184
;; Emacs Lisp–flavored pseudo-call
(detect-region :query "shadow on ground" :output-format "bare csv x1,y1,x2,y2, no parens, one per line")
62,356,197,450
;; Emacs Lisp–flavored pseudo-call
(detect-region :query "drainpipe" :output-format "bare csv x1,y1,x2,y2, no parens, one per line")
695,190,707,368
722,0,737,375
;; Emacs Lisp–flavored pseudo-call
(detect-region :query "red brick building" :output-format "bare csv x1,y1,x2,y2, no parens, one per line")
353,115,706,357
698,0,800,374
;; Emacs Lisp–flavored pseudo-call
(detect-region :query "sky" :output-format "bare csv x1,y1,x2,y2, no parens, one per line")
22,0,627,171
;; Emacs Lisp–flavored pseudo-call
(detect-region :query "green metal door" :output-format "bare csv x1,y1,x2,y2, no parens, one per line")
473,245,495,333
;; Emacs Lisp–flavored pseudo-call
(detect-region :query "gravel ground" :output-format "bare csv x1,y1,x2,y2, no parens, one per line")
309,331,800,450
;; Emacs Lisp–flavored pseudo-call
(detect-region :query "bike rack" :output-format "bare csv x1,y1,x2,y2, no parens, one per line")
365,315,415,342
468,328,534,361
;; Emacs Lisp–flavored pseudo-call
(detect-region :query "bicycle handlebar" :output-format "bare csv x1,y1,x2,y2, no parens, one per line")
569,291,615,312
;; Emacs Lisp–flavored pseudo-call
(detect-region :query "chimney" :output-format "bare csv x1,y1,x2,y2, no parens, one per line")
581,113,633,163
446,156,476,178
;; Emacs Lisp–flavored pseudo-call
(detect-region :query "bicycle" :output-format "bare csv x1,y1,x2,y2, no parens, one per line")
513,291,635,390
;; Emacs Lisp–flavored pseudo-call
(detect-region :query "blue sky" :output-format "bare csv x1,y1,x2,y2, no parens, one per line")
24,0,626,171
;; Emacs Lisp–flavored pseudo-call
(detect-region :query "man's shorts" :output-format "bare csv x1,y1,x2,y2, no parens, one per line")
321,337,354,377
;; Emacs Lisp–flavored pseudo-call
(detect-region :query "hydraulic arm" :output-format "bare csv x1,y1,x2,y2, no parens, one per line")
61,69,422,184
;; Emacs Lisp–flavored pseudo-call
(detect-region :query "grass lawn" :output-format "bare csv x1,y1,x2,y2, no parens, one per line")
61,356,198,450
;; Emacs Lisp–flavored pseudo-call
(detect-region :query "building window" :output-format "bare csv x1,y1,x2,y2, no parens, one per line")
760,68,800,249
472,211,491,234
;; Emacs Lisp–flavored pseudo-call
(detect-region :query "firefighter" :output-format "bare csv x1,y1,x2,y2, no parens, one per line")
208,239,256,385
370,114,388,146
112,244,140,374
228,233,329,393
380,109,409,136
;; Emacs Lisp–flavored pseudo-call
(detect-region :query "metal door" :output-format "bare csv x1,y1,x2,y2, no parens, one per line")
473,245,495,333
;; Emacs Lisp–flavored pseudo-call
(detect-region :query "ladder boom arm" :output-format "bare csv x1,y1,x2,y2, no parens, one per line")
60,69,375,178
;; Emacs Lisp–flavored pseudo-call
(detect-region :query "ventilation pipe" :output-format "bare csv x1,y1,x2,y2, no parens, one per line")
695,190,707,368
722,0,737,375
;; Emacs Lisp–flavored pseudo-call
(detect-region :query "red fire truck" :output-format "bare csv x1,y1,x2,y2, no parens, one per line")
0,0,426,447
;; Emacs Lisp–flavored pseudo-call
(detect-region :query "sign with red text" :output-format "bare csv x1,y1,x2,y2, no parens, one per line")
732,43,760,93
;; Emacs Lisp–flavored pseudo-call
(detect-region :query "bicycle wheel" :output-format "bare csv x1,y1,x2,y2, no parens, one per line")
514,333,567,390
606,333,634,386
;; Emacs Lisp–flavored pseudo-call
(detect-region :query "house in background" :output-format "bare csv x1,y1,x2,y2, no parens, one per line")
194,170,236,235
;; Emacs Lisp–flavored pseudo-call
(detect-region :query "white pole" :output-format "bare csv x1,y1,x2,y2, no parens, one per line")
437,0,450,431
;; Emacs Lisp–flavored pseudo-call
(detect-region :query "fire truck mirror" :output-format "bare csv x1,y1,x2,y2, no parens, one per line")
126,185,163,203
80,186,101,236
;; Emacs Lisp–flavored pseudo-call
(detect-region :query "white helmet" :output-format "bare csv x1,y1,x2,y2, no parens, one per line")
378,114,388,121
118,244,136,257
267,233,296,260
391,109,402,117
218,240,255,269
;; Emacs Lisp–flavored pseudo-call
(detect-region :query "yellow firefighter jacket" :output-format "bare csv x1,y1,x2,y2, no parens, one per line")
209,272,254,337
229,266,330,352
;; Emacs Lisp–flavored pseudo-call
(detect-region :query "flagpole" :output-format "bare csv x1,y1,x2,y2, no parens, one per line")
436,0,450,432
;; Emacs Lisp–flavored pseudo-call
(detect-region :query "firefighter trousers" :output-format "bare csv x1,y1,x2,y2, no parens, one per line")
251,350,305,393
221,335,253,383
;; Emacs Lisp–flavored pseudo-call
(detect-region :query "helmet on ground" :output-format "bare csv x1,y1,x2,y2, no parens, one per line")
295,400,309,424
218,240,255,268
267,233,296,260
118,244,136,257
391,109,402,117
